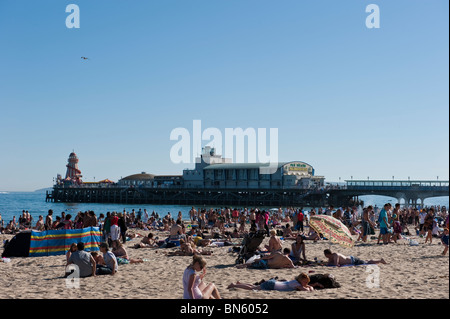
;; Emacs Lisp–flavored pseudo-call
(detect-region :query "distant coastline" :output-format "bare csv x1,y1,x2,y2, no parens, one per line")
0,187,52,194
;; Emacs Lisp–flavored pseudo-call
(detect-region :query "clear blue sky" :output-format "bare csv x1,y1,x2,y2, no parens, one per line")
0,0,448,191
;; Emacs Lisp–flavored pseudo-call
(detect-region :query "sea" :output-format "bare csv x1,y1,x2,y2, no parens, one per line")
0,191,448,225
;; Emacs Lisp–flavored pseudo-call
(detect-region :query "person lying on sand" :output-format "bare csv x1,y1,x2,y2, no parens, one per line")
133,233,158,248
227,272,315,292
323,249,387,267
236,248,296,269
167,239,212,256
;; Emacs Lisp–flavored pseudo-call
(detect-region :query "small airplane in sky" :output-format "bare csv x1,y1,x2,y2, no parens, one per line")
81,57,89,60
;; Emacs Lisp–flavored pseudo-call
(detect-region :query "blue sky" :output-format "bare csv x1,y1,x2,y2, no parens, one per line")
0,0,448,191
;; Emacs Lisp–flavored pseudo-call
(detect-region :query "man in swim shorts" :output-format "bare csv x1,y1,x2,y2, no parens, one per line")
237,248,296,269
324,249,386,267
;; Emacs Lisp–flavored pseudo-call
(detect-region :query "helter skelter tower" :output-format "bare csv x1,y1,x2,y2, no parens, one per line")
65,151,82,183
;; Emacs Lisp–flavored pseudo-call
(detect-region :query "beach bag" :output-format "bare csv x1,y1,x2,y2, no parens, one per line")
309,274,341,289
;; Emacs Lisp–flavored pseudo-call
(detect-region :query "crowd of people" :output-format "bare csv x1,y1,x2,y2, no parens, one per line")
1,203,448,298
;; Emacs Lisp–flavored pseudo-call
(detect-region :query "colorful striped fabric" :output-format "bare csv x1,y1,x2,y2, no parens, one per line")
309,215,354,248
29,226,102,257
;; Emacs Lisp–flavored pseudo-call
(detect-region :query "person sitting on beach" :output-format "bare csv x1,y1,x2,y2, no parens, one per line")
229,227,243,238
290,234,307,265
304,229,320,242
227,272,315,292
111,240,144,264
133,233,158,248
237,248,296,269
169,219,183,240
4,221,16,234
90,251,105,268
282,224,297,240
182,255,221,299
323,249,386,267
66,243,78,263
264,229,283,253
98,242,118,276
65,242,97,278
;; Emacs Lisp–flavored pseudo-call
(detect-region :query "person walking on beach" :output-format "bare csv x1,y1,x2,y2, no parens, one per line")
183,255,221,299
118,213,127,244
110,213,121,245
377,204,391,245
296,210,304,233
103,212,111,242
424,208,435,244
361,206,376,242
441,228,449,256
419,209,427,236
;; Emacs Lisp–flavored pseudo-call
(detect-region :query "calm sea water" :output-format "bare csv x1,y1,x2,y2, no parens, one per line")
0,191,448,224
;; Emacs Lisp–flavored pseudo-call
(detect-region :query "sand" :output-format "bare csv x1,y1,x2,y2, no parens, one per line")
0,225,448,300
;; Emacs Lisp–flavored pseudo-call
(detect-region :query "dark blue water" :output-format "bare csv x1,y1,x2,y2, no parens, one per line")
0,191,448,224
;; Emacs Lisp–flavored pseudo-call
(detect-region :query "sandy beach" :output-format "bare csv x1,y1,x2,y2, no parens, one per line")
1,223,448,300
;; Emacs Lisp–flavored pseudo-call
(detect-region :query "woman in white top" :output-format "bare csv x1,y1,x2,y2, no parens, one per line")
290,234,306,264
183,255,221,299
227,272,315,292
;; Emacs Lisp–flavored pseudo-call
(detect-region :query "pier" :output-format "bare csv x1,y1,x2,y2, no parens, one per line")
45,180,449,207
328,180,450,207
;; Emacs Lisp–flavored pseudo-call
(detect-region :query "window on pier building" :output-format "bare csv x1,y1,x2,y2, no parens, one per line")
215,170,224,180
226,170,235,180
249,169,258,180
238,169,247,180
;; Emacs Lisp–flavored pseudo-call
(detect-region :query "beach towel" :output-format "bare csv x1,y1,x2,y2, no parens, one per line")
29,226,102,257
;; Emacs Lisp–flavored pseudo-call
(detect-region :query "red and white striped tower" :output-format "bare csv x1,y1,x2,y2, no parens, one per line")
65,151,82,182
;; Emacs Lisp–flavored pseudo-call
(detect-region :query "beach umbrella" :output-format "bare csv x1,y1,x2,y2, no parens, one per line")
309,215,354,248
